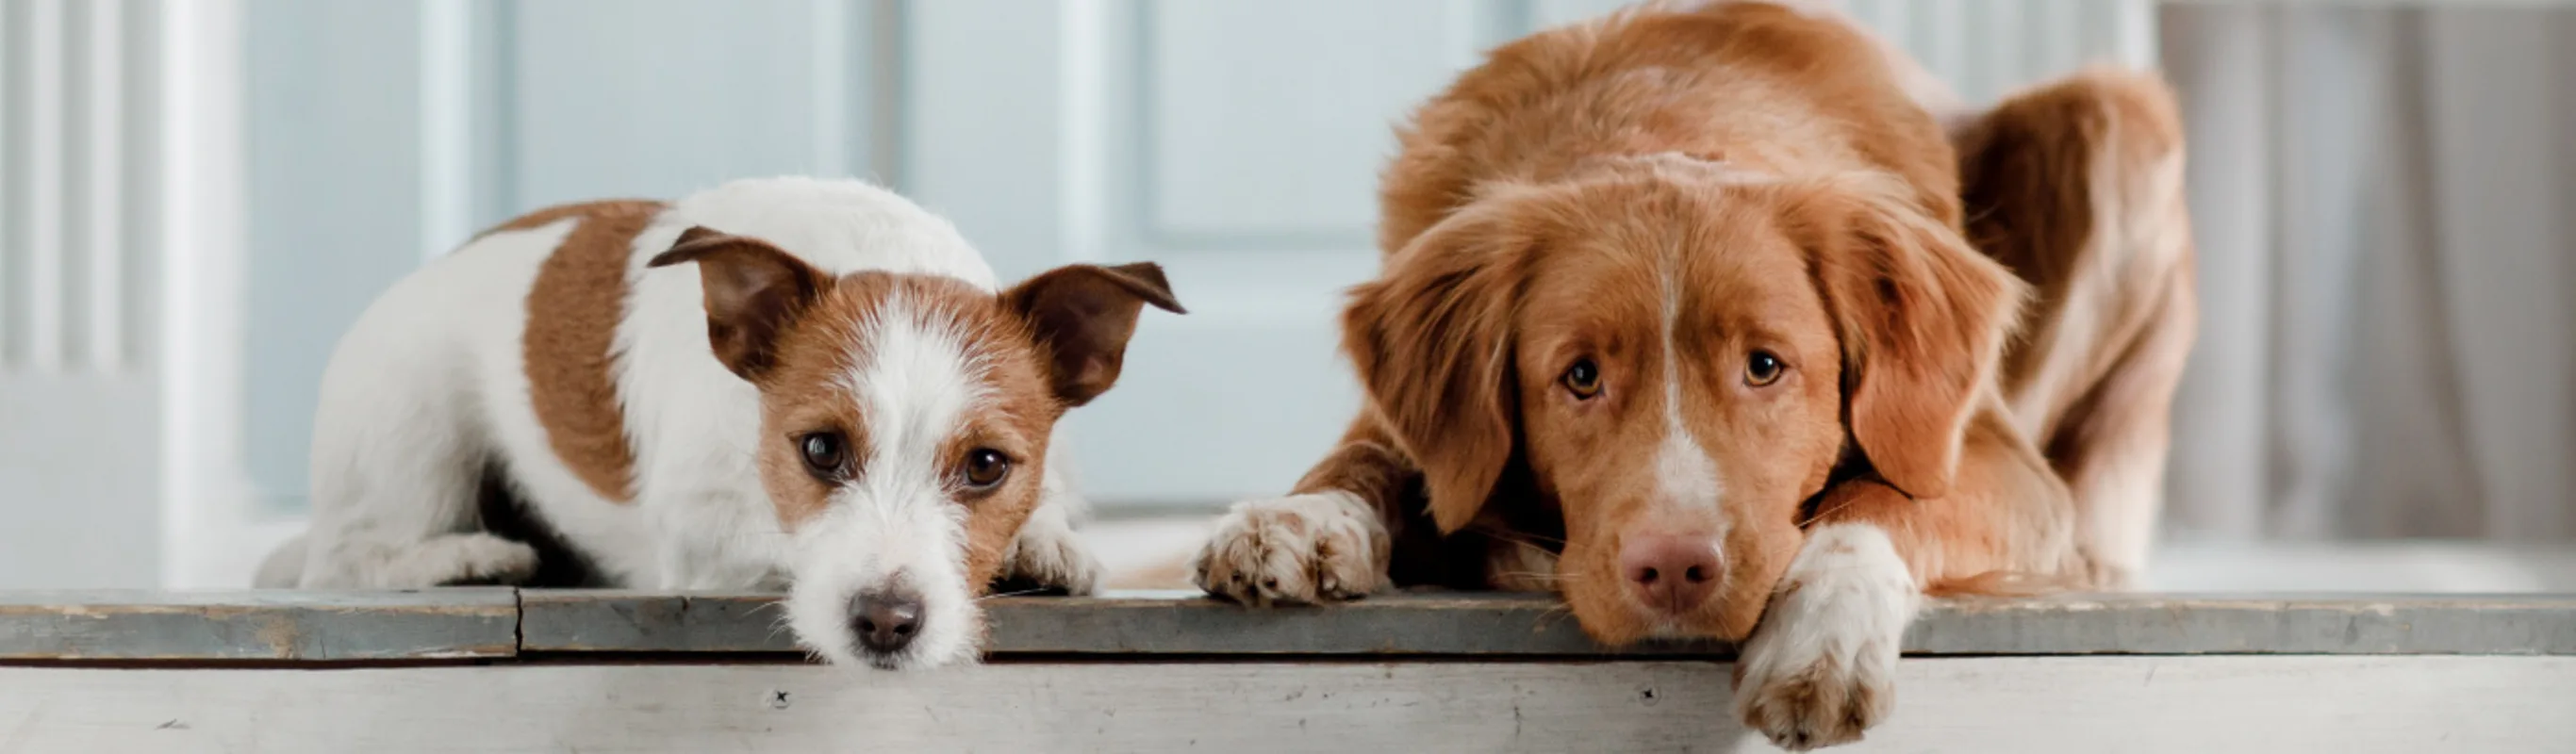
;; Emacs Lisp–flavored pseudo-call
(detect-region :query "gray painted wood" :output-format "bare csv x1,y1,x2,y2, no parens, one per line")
6,589,2574,661
3,657,2572,752
0,589,519,661
1913,593,2576,655
518,591,791,653
521,589,2576,657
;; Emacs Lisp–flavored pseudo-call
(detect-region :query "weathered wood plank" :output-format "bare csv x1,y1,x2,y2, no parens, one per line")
517,590,791,653
519,589,2576,657
8,589,2573,660
0,589,519,661
1,657,2569,752
1916,593,2576,655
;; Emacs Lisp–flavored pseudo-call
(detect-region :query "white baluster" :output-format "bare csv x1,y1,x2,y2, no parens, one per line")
81,0,126,372
13,0,67,372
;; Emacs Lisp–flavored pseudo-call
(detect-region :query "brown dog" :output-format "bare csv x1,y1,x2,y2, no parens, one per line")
1190,2,2193,749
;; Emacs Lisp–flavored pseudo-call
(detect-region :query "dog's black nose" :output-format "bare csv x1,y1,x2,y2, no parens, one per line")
849,588,925,655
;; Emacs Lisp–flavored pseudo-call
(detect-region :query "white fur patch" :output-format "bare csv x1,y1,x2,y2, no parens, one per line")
1734,522,1921,750
787,293,991,669
1624,152,1783,187
1657,255,1723,517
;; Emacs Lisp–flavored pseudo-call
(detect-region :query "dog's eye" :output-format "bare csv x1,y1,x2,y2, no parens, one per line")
960,449,1011,490
1561,358,1603,399
799,432,848,479
1745,350,1785,386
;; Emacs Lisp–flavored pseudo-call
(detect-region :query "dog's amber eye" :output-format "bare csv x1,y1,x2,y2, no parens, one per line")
960,449,1011,490
1745,350,1785,386
1561,358,1603,399
800,432,849,479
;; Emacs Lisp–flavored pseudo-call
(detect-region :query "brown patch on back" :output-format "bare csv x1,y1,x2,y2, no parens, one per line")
473,198,662,242
513,200,669,503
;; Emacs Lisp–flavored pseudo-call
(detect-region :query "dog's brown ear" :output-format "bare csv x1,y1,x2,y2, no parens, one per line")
1782,174,2025,500
647,226,832,381
1342,205,1530,533
1005,262,1186,407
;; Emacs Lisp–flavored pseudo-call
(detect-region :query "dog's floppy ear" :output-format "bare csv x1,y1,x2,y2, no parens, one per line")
647,226,832,382
1004,262,1186,407
1782,174,2024,500
1342,205,1530,533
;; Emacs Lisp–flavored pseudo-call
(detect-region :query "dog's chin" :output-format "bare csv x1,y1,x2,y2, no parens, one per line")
1642,620,1735,642
861,650,909,671
1643,606,1756,643
852,641,977,671
1565,591,1742,646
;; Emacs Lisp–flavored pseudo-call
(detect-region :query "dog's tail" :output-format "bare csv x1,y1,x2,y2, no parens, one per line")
253,533,308,588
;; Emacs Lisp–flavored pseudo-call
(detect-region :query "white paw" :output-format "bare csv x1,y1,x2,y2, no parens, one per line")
1733,523,1919,751
1004,526,1104,596
1190,491,1388,605
2080,545,2136,591
401,533,541,587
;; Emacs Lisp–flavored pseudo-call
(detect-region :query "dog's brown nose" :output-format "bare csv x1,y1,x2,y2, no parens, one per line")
850,588,924,655
1619,535,1722,615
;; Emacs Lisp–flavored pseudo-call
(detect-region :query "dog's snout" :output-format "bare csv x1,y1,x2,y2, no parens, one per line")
849,588,926,655
1619,534,1723,615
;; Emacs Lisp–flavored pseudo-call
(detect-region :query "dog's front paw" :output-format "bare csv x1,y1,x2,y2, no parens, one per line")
1733,523,1919,750
1190,491,1388,606
394,533,542,587
1002,524,1103,597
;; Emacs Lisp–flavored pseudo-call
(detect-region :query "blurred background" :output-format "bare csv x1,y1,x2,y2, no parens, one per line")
1,0,2571,590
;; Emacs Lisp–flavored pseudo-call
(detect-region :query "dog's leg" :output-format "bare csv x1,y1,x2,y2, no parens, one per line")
1736,407,2079,750
253,533,307,588
1733,519,1917,751
298,369,538,588
1191,417,1411,605
1958,68,2196,587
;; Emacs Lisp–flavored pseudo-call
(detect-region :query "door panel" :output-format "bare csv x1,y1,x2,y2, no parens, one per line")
508,0,879,208
1143,1,1476,239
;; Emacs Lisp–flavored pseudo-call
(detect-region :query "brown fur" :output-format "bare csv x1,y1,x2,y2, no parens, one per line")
514,200,668,503
1270,3,2194,646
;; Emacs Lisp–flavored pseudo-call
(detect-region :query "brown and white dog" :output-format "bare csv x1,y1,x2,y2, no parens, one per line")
256,176,1183,670
1191,2,2193,748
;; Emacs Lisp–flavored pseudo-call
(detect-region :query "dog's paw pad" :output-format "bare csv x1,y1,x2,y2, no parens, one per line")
1739,653,1887,750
